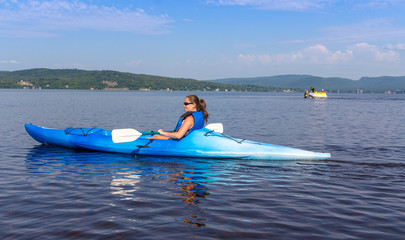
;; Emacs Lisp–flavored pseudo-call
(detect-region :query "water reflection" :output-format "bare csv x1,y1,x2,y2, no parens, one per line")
306,98,328,148
110,171,141,199
25,146,211,227
24,145,329,230
134,155,210,227
168,169,209,227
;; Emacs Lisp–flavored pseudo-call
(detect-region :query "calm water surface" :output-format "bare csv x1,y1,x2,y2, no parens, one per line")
1,90,405,239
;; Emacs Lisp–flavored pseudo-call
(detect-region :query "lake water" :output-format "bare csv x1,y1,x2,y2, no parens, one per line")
1,90,405,239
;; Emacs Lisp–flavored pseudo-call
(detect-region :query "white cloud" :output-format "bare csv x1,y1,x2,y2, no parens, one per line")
126,60,143,67
319,18,405,44
300,44,353,63
237,53,272,64
208,0,405,11
0,0,173,37
353,0,405,9
350,42,400,63
385,43,405,51
233,43,255,49
207,0,333,11
0,59,19,64
236,43,399,65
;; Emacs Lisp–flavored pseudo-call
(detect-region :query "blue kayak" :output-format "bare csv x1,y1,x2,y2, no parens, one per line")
25,123,331,160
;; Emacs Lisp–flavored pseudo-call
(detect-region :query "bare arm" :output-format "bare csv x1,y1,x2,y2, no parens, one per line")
158,115,194,139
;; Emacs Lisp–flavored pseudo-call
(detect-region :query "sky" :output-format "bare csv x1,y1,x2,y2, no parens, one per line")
1,0,405,80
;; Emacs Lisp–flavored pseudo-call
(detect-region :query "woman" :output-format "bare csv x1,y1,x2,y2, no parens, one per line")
147,95,209,140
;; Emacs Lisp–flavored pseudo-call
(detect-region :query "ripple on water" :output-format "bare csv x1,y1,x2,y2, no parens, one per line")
2,92,405,239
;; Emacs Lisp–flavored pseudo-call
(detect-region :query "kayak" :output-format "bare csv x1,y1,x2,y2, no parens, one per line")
308,91,327,98
25,123,331,160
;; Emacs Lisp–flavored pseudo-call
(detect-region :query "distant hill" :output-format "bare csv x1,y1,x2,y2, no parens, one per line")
211,75,405,93
2,69,404,92
357,76,405,92
0,68,274,92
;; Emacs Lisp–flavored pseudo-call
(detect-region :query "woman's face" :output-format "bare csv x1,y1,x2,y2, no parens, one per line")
183,97,196,112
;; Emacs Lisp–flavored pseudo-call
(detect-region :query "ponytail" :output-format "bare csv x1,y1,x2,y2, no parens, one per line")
198,98,209,123
187,95,209,123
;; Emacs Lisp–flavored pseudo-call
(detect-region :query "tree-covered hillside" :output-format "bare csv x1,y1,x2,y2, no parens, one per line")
3,69,404,92
212,75,405,93
0,68,274,92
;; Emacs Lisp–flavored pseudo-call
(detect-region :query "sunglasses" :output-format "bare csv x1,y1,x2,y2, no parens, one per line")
184,102,193,106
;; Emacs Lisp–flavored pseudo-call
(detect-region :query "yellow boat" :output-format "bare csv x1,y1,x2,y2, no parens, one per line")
305,89,327,98
308,91,327,98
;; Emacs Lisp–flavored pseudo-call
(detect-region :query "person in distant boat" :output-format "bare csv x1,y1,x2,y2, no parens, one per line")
310,87,316,93
321,89,325,93
146,95,209,140
304,90,309,98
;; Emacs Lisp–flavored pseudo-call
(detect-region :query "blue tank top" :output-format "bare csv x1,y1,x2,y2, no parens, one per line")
174,111,204,135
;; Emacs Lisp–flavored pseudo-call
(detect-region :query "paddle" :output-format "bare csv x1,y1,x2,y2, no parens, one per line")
206,123,223,134
112,123,223,143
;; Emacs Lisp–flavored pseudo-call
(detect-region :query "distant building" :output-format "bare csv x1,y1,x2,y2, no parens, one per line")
17,80,33,86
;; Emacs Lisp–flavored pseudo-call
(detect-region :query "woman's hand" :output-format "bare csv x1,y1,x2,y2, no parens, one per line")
147,116,194,140
146,130,170,139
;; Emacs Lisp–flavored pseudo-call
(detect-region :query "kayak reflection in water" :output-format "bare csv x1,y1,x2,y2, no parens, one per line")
146,95,209,140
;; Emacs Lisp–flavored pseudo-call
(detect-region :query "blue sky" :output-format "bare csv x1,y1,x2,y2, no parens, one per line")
1,0,405,80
